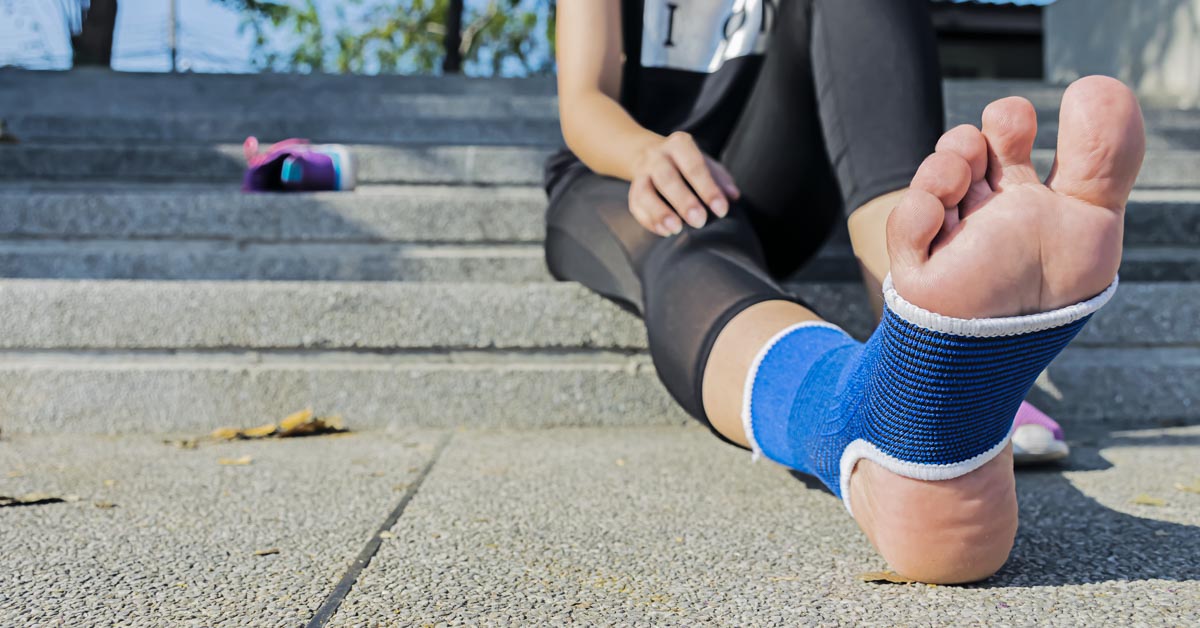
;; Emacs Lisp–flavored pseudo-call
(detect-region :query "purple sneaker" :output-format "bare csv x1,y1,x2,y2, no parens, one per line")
1012,401,1070,465
242,136,356,192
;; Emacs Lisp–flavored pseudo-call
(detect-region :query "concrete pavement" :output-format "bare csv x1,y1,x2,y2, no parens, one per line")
1,425,1196,626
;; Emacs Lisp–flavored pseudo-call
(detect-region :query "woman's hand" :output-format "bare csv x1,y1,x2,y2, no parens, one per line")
629,131,741,236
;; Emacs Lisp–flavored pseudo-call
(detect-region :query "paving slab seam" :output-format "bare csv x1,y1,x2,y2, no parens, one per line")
306,430,454,628
0,348,651,364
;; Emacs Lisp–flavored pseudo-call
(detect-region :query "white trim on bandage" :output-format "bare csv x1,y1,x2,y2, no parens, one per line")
882,274,1119,337
740,320,847,462
838,424,1016,519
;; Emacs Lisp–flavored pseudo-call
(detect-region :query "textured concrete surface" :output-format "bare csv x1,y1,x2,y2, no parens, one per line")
0,346,1196,437
0,280,1193,350
0,240,1192,282
2,425,1193,626
0,240,554,282
1,186,1194,246
1,144,1197,187
0,430,444,627
329,426,1200,626
10,113,1197,150
0,184,547,243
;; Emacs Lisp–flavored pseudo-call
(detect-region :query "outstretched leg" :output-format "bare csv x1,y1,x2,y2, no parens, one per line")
707,76,1144,583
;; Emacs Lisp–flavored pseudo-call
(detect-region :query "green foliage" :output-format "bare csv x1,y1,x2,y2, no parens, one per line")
214,0,556,75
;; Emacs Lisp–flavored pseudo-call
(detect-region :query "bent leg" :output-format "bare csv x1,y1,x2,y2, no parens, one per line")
544,168,817,442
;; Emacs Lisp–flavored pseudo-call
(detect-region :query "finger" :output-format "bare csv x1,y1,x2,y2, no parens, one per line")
649,164,707,229
630,176,681,235
667,141,728,218
706,157,741,202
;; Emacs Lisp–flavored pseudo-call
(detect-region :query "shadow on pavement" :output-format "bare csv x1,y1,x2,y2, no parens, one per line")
786,424,1200,587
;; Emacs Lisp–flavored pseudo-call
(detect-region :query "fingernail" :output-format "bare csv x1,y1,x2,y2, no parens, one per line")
687,208,706,228
664,215,683,234
710,198,728,217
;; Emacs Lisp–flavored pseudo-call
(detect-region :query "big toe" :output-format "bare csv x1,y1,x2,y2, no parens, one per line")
1047,75,1146,210
981,96,1040,187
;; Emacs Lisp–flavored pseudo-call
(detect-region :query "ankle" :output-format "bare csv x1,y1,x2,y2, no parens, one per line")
849,444,1018,584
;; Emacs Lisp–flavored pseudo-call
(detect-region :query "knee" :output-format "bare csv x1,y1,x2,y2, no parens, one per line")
848,444,1018,584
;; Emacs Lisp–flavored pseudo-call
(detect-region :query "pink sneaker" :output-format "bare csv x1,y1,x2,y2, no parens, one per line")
1012,401,1070,465
241,136,356,192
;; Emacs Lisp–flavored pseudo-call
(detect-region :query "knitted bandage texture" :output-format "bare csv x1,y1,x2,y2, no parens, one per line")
744,276,1117,517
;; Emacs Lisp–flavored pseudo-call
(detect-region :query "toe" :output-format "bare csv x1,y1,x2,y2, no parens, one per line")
910,151,973,210
981,96,1040,187
889,152,972,269
936,124,988,182
935,124,993,211
1046,75,1146,211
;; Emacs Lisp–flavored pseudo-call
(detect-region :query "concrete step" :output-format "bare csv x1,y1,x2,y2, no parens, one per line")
0,347,1194,433
0,280,1192,350
9,114,1197,150
1,144,1198,188
0,238,1193,283
0,184,547,243
0,68,558,115
4,113,564,146
1,185,1196,246
5,70,1196,122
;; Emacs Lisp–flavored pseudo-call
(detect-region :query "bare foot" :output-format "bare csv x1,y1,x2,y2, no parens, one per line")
850,76,1146,584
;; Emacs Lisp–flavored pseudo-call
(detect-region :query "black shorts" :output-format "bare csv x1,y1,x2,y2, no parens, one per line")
543,0,944,441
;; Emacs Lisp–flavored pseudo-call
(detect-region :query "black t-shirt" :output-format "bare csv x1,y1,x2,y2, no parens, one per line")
545,0,778,195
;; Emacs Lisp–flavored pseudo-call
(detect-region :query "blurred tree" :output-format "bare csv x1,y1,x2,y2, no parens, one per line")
215,0,556,75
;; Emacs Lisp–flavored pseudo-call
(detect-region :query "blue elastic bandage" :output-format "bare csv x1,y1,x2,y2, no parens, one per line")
744,275,1118,517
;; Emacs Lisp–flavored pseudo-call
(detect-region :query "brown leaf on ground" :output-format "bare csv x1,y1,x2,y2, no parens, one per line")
0,493,80,508
857,570,917,584
253,548,280,556
1132,494,1168,506
278,408,314,432
209,427,242,441
93,501,117,509
278,413,345,438
217,455,253,466
241,423,279,438
171,409,348,449
1174,480,1200,495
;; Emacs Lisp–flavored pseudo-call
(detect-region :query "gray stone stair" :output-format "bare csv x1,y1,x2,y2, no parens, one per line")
2,143,1198,187
0,70,1196,434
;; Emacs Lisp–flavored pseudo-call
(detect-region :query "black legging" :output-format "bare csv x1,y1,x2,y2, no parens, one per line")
544,0,944,440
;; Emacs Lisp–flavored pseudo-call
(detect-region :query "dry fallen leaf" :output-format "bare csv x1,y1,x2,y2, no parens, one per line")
217,455,253,466
1174,481,1200,495
93,501,117,509
253,548,280,556
858,570,917,584
241,423,278,438
279,408,314,432
279,414,345,438
173,410,348,449
1132,494,1167,506
209,427,242,441
103,479,117,488
378,531,395,539
5,470,24,478
0,493,80,508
